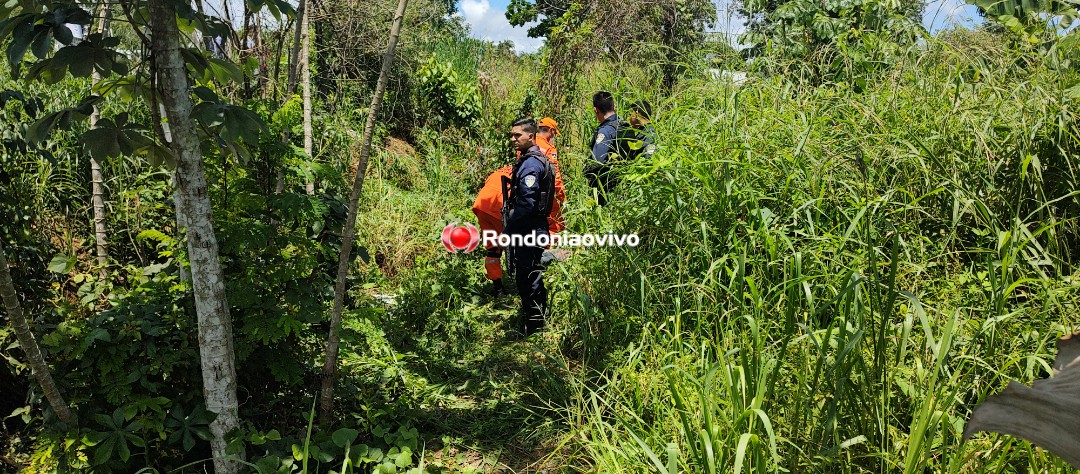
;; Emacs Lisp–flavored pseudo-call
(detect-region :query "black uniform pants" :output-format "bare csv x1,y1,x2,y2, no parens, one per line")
584,162,617,206
511,243,547,334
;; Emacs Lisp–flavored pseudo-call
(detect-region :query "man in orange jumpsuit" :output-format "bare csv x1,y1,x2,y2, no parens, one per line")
536,117,566,234
472,117,566,296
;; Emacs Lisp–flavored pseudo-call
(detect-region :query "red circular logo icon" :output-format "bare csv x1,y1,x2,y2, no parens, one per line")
441,222,480,253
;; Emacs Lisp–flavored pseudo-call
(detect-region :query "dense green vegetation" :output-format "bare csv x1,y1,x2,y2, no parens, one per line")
2,0,1080,472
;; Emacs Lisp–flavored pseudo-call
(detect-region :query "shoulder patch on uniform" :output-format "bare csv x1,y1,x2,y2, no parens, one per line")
596,133,606,143
524,175,536,187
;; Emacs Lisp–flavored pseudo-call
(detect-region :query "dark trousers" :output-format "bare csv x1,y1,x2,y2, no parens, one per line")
584,162,617,206
511,243,547,334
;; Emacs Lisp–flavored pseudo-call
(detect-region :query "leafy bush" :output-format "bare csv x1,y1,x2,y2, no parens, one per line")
416,57,481,130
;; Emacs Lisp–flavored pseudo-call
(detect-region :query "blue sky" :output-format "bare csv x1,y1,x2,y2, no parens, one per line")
457,0,983,54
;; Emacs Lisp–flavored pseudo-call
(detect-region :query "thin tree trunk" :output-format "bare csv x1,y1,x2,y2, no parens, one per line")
193,0,212,51
255,14,269,98
222,0,235,59
318,0,408,427
277,0,308,194
286,0,305,96
0,240,76,427
301,2,314,195
271,17,292,100
149,1,242,471
242,5,253,99
90,0,112,281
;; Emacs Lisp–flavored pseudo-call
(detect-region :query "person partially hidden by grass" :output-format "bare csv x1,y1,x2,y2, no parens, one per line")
585,91,620,206
627,100,657,160
585,92,643,206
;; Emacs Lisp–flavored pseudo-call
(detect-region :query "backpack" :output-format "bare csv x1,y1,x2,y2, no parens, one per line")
625,124,656,160
502,149,556,222
612,119,638,161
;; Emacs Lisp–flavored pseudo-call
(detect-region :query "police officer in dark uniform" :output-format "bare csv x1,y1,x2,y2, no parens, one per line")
503,118,555,336
585,91,623,206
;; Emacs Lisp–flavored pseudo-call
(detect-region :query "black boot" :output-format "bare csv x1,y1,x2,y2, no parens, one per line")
522,307,546,336
490,278,504,297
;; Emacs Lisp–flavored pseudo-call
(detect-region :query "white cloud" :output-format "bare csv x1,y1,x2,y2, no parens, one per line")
460,0,489,19
457,0,544,54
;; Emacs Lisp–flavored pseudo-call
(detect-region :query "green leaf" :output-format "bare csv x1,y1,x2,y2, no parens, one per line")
208,57,243,83
6,18,35,75
93,413,115,429
365,446,384,462
74,95,101,116
27,110,61,143
394,446,412,467
117,436,131,462
255,455,282,472
192,86,218,102
137,143,174,168
94,436,116,465
313,446,334,463
67,49,95,77
111,57,127,76
332,428,359,448
181,47,211,81
352,443,370,460
47,253,74,273
53,24,73,45
1066,83,1080,101
30,28,51,59
191,101,226,127
56,109,72,130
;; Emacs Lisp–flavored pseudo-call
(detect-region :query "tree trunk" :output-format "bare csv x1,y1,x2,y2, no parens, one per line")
90,0,112,281
286,0,306,96
271,17,292,100
277,0,307,194
255,14,269,98
242,5,253,99
318,0,409,427
193,0,212,51
0,240,76,426
301,2,314,195
148,1,242,471
222,0,235,59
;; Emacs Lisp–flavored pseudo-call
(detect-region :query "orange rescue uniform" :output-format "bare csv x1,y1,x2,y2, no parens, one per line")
471,139,565,281
472,165,512,280
536,135,566,233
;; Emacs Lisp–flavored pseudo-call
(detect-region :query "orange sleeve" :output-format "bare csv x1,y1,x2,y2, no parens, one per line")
546,153,566,233
472,166,512,226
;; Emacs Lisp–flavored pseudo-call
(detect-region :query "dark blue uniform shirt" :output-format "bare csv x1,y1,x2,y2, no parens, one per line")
504,145,550,236
590,114,620,165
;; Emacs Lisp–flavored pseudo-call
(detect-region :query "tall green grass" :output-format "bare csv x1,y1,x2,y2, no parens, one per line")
532,33,1080,473
334,27,1080,472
